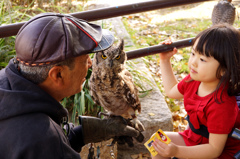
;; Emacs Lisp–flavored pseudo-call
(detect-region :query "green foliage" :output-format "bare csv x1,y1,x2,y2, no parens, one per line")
0,37,16,69
126,60,154,98
157,18,212,38
0,0,89,71
122,15,213,49
0,0,41,69
1,1,35,24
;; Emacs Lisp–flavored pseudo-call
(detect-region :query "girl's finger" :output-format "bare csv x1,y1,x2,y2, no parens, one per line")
160,39,172,45
155,139,168,148
152,139,167,152
173,47,178,54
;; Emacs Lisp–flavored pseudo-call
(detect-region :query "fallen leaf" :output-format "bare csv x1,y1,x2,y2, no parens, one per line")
148,113,155,116
131,154,139,159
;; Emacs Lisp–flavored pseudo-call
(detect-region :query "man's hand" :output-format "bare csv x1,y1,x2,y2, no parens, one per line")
79,115,144,146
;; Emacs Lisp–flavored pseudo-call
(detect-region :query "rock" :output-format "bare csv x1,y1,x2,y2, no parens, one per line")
92,17,134,47
87,3,134,47
108,17,134,47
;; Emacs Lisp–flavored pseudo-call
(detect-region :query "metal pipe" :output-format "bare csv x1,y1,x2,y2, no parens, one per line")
0,0,212,38
126,38,194,60
71,0,212,21
0,22,25,38
126,27,240,60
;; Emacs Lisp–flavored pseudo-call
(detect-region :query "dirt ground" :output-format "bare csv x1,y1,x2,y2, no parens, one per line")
80,140,118,159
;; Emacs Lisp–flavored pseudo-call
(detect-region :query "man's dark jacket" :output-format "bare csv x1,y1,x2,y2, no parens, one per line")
0,59,84,159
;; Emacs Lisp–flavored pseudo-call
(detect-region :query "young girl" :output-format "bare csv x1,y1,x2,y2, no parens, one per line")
152,24,240,159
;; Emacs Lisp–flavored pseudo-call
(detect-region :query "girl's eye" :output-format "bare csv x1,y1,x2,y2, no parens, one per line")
116,55,121,60
200,58,206,62
191,52,195,56
101,55,107,59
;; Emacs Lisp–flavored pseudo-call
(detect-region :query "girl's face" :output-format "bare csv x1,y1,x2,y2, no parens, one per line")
188,41,220,85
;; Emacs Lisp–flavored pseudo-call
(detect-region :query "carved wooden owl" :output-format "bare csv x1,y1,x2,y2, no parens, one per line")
89,39,144,132
211,0,236,25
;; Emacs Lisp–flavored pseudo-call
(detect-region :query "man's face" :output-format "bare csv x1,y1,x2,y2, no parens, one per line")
65,54,92,96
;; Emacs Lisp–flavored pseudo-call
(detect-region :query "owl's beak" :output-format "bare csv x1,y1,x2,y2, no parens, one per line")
109,60,113,67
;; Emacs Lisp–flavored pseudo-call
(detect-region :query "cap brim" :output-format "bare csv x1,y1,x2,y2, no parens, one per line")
92,29,115,52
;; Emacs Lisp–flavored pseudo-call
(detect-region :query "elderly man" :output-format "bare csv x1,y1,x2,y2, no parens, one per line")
0,13,143,158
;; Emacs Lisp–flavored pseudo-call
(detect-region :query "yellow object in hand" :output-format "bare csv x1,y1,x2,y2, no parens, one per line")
144,129,171,157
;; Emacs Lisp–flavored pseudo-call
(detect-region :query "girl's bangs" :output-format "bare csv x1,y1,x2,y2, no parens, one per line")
194,28,224,59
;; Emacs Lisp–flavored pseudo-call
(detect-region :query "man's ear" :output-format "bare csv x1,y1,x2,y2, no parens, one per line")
48,66,64,85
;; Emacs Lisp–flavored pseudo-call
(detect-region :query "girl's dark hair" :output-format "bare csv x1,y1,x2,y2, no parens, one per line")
192,23,240,102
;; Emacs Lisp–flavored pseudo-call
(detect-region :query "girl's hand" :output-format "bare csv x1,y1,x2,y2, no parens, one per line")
159,40,178,61
152,139,178,158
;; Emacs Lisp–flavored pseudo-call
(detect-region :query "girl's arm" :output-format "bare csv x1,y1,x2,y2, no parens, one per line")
152,133,228,159
159,41,183,99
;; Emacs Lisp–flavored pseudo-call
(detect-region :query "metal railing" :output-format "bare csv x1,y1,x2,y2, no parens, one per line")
0,0,213,59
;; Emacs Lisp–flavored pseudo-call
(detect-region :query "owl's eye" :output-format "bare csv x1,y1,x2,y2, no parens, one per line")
101,55,107,59
116,55,121,60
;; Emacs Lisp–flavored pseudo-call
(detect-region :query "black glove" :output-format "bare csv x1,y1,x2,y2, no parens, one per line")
79,115,144,146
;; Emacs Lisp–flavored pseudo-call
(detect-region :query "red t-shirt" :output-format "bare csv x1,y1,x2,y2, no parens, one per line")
178,75,240,158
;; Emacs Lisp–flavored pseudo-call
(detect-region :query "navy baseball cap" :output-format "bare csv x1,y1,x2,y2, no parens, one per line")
15,13,114,66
